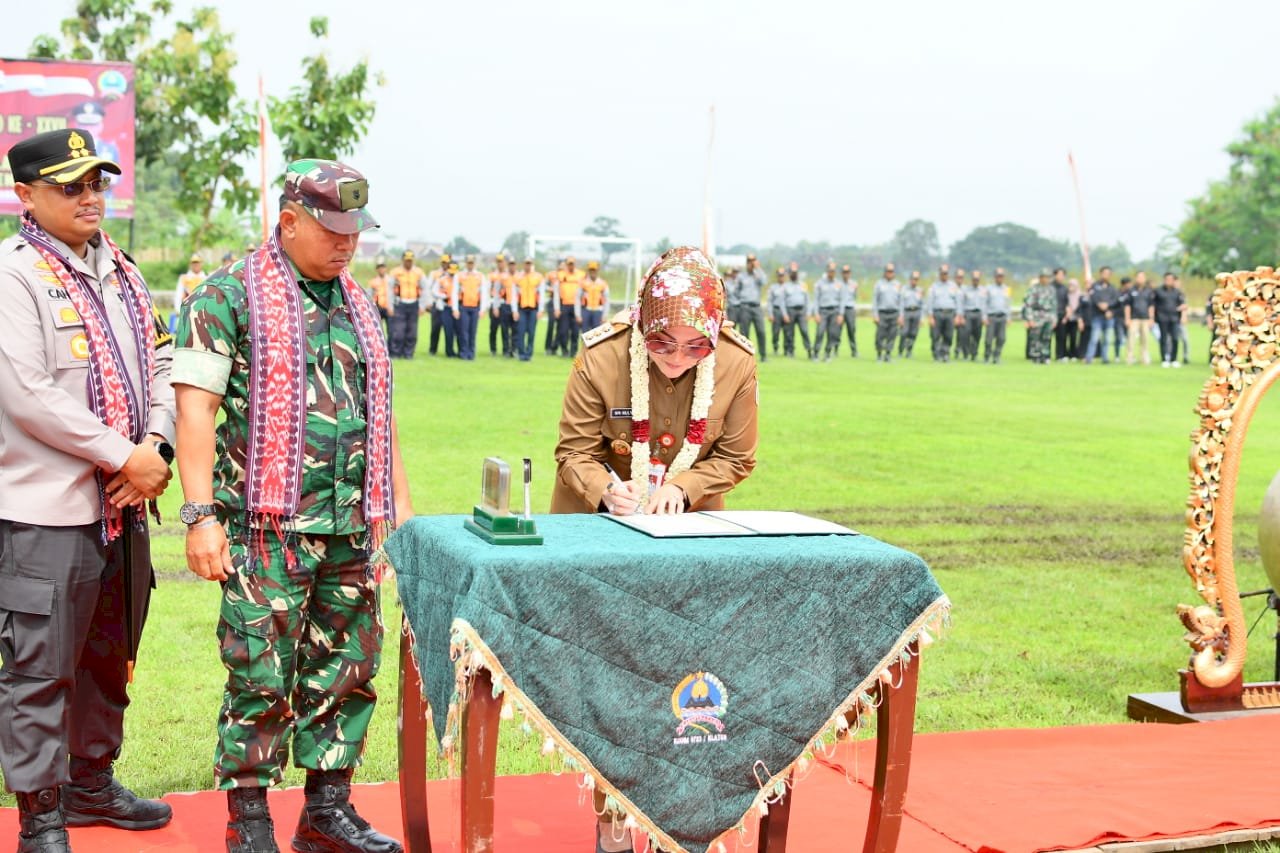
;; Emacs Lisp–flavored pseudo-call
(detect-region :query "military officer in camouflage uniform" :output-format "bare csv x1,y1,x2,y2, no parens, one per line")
871,263,902,362
925,264,961,362
174,160,413,853
812,261,843,361
1023,268,1057,364
733,254,768,359
981,268,1012,363
899,271,923,357
768,267,786,355
838,264,859,357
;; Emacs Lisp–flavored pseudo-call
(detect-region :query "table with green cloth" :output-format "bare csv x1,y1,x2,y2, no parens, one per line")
385,513,948,853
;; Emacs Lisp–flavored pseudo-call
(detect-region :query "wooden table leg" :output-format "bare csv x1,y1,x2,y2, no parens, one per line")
863,640,920,853
398,616,433,852
756,775,793,853
461,666,502,852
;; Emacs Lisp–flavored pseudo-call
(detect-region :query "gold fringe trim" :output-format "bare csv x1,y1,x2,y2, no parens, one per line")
437,593,951,853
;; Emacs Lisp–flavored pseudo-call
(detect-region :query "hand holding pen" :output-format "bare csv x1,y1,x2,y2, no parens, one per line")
601,463,641,516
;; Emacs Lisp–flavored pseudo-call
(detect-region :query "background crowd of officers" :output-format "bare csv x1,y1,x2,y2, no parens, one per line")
329,249,1201,368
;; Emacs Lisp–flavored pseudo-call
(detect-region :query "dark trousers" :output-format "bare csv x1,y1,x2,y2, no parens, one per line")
932,310,956,361
782,310,812,356
842,308,858,355
1157,317,1180,362
489,304,514,356
388,301,420,358
963,309,983,359
581,308,604,331
1061,320,1080,359
556,307,579,357
736,305,767,358
543,299,558,354
430,306,457,357
770,307,784,353
875,310,900,357
0,520,152,792
900,310,921,356
815,307,842,356
377,307,390,343
516,307,538,360
1113,320,1128,361
457,305,480,360
985,314,1007,361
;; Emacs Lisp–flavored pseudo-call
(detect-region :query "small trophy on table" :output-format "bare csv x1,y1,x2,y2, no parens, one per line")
464,457,543,545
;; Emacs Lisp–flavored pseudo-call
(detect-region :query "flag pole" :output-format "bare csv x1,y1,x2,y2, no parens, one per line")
702,105,715,263
258,73,269,243
1067,150,1092,283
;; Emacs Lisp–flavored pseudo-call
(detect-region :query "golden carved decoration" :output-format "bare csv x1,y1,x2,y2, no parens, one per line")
1180,266,1280,691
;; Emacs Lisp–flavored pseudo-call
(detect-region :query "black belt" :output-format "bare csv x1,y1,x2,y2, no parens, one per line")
903,308,922,314
988,313,1007,319
934,309,956,316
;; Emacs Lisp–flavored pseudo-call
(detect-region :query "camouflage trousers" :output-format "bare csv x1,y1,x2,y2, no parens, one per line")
214,529,383,789
1027,320,1054,361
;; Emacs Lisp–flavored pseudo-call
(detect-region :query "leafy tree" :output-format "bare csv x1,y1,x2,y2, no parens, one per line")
583,215,627,264
445,235,480,258
1088,242,1133,274
890,219,942,273
501,230,530,260
948,222,1076,277
1177,99,1280,275
650,237,674,255
268,17,383,162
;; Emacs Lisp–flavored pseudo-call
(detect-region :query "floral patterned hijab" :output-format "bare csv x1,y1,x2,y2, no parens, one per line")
633,246,725,346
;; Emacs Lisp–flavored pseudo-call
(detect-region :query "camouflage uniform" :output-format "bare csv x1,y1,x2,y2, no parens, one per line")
175,257,383,790
1023,280,1057,363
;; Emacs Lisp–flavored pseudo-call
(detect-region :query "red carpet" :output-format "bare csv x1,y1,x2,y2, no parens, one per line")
2,716,1276,851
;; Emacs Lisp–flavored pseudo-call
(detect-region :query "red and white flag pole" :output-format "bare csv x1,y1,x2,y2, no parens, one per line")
1067,150,1092,284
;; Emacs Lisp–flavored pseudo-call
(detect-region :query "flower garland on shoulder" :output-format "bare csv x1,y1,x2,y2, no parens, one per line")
629,324,716,509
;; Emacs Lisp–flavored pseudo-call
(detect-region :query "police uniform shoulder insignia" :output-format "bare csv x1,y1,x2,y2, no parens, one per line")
582,320,629,349
720,324,755,355
152,306,173,347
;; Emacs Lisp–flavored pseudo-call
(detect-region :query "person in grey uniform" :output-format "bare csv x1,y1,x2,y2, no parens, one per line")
838,264,859,357
812,261,843,361
981,267,1012,363
871,263,903,362
724,265,740,329
0,129,176,851
926,264,961,362
781,268,814,359
768,267,786,355
734,254,768,359
959,270,984,360
899,271,924,357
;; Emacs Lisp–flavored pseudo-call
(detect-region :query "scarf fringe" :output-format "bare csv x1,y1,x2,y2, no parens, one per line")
436,598,949,853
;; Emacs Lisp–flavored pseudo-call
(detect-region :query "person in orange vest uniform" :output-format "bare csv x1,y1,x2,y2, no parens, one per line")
388,250,427,358
513,257,545,361
553,255,587,357
173,253,206,332
366,260,391,340
488,252,516,357
431,261,459,357
426,253,451,356
451,254,488,360
578,260,611,331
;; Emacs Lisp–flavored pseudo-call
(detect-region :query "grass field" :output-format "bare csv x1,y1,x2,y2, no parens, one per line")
11,316,1280,822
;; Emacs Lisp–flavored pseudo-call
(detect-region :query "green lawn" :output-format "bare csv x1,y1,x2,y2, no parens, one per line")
14,317,1280,811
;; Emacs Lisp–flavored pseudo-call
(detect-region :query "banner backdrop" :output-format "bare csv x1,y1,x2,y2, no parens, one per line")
0,58,136,219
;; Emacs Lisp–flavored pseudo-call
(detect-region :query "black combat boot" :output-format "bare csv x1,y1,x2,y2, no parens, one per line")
16,788,70,852
227,787,279,853
292,770,402,852
64,754,172,829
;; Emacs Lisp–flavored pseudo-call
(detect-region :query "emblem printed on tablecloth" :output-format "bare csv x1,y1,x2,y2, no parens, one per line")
671,672,729,745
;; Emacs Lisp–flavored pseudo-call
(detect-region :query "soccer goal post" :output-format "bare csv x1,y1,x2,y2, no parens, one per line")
527,234,645,309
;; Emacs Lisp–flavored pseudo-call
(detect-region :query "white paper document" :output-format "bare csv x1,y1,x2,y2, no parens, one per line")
604,510,858,538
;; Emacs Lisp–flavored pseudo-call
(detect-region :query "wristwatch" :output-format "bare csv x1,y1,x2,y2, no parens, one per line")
179,501,217,525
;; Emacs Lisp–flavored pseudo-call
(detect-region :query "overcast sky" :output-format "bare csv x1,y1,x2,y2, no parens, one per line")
5,0,1278,260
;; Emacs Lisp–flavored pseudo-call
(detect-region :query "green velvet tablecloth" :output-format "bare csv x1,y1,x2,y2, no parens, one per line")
385,513,947,853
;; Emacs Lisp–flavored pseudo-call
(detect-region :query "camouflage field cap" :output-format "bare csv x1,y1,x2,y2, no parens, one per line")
7,128,121,184
282,158,378,234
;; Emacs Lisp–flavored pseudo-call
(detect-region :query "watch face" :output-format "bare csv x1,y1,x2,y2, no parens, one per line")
180,503,213,524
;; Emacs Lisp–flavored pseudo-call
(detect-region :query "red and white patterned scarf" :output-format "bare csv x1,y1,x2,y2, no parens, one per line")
19,212,155,543
243,227,395,558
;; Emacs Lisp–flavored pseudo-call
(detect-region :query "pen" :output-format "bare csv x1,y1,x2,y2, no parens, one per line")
522,458,533,521
603,463,638,515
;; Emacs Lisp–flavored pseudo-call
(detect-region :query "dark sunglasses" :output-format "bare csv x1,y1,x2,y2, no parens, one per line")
644,335,714,359
37,176,112,197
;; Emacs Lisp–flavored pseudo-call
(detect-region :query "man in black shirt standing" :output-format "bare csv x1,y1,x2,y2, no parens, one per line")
1052,268,1069,361
1153,272,1186,367
1084,266,1118,364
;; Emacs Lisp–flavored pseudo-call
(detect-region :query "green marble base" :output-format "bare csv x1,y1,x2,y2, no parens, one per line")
464,506,543,545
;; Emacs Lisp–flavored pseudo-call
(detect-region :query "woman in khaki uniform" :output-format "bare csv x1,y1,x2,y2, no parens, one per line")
552,246,758,851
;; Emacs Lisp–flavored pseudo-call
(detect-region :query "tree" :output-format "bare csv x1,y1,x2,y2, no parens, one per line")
501,230,530,260
583,215,627,265
948,222,1075,278
889,220,942,273
1088,242,1133,274
1178,98,1280,276
650,237,673,255
445,235,480,258
268,17,383,162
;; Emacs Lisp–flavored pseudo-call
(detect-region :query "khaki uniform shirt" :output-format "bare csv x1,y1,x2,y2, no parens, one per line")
0,232,175,525
551,321,758,514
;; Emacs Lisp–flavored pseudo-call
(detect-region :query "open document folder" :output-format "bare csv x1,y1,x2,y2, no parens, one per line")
603,510,858,538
